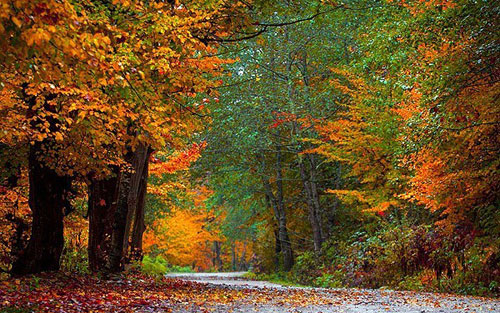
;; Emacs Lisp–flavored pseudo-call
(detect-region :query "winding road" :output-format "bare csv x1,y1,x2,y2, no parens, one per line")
164,272,499,313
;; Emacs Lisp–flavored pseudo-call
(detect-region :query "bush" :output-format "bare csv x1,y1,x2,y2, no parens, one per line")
60,246,89,275
291,251,321,285
167,265,193,273
397,273,427,292
300,221,498,296
314,271,343,288
140,255,168,277
139,255,194,277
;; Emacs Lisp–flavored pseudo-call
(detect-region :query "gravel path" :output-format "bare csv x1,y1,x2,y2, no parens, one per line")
165,272,500,313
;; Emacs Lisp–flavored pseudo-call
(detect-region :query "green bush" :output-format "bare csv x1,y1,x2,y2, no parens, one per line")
140,255,168,277
167,265,193,273
140,255,194,277
397,274,426,292
291,251,321,285
314,271,343,288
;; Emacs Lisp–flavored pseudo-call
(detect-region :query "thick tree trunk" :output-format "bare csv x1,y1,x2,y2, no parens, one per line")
11,143,72,275
122,145,148,262
88,168,120,272
106,144,148,273
130,148,151,262
106,161,131,273
276,209,294,271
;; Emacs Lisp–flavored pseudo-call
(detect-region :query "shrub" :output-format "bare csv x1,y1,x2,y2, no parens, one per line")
167,265,193,273
314,271,343,288
291,251,321,285
140,255,168,277
60,245,89,275
139,255,194,277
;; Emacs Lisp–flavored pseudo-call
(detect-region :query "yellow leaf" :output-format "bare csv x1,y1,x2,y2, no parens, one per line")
102,36,111,45
11,16,22,28
55,132,63,142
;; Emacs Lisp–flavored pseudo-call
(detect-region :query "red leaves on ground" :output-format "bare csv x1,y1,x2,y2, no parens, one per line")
1,273,497,312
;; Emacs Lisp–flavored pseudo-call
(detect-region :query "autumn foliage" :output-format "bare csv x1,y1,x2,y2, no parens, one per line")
0,0,252,275
0,0,498,303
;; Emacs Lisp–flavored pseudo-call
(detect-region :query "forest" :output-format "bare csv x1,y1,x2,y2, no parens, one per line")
0,0,499,312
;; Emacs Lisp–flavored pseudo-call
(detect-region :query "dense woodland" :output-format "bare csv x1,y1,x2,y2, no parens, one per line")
0,0,499,300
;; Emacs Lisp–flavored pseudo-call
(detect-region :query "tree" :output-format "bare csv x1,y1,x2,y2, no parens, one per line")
0,0,252,274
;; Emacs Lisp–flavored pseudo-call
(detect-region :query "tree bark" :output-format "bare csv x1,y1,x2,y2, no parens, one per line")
212,241,222,271
273,227,281,271
11,143,72,275
88,168,120,272
240,241,247,270
261,158,294,271
122,144,149,262
129,148,151,262
308,154,324,242
231,242,236,271
106,144,148,273
266,194,281,271
299,157,323,253
274,147,294,271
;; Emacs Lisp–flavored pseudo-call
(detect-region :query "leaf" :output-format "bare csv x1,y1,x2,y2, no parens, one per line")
11,16,22,28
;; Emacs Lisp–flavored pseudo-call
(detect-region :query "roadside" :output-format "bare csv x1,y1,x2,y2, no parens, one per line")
1,272,498,313
166,271,500,313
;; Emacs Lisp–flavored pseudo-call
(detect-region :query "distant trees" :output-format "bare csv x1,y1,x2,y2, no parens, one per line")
196,0,499,278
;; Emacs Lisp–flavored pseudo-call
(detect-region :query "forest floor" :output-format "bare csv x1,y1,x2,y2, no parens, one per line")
0,272,498,313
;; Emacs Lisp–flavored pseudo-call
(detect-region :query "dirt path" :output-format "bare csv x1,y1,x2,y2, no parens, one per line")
165,272,500,313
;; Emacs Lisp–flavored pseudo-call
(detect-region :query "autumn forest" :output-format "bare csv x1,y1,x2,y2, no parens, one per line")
0,0,499,312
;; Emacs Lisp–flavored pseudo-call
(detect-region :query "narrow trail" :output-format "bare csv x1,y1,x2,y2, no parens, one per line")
165,272,500,313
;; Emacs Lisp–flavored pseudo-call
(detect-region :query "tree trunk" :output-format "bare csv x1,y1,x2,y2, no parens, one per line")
11,143,72,275
274,227,281,271
88,168,120,272
262,172,294,271
213,241,222,271
122,144,149,263
308,154,324,242
299,158,323,253
129,148,151,262
266,195,281,271
231,242,236,271
106,144,148,273
258,150,294,271
240,241,247,270
274,147,294,271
